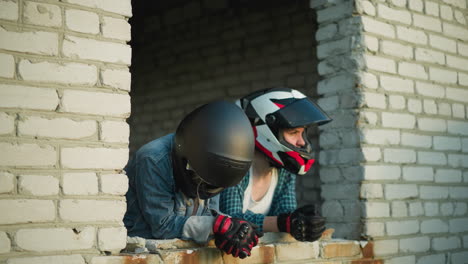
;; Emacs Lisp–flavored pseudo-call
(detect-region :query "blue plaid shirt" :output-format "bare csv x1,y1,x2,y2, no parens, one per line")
219,168,297,233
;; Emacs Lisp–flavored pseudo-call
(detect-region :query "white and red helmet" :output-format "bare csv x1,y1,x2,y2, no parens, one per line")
237,88,332,175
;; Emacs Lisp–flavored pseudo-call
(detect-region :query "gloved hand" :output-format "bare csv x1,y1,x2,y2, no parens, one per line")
277,204,326,242
213,215,263,258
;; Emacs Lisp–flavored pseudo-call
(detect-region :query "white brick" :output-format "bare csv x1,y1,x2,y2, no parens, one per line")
0,142,56,167
374,240,398,255
385,184,418,200
362,92,386,109
0,53,15,78
463,138,468,152
364,222,384,237
450,218,468,232
19,116,96,139
65,9,99,34
391,201,407,217
364,202,390,217
101,120,129,143
420,186,449,199
317,37,351,59
63,35,131,64
397,26,427,44
62,90,130,117
440,5,453,20
102,16,131,40
358,1,376,15
448,120,468,135
403,166,434,181
362,16,395,38
442,0,466,8
429,67,457,84
0,112,14,135
63,0,132,16
408,99,422,113
19,60,97,85
381,40,413,59
389,95,405,109
59,199,126,222
0,200,55,224
425,1,439,16
452,252,468,264
453,103,465,118
433,236,461,250
414,14,442,32
439,102,452,116
460,72,468,86
409,0,424,11
387,220,419,236
24,2,61,27
0,0,18,21
0,27,58,55
423,99,437,114
381,75,414,93
425,202,440,216
0,84,59,110
101,68,131,91
443,22,468,41
454,203,468,215
382,112,415,129
61,147,128,169
418,117,447,132
459,42,468,57
364,55,396,74
363,165,401,180
361,183,383,198
418,151,447,165
409,202,424,216
7,255,85,264
360,72,378,89
447,55,468,71
415,81,445,98
0,171,14,194
18,175,59,196
448,154,468,167
0,231,10,253
429,34,456,53
98,227,126,252
100,174,128,195
450,187,468,198
360,111,378,125
441,203,454,215
63,172,98,195
361,129,400,145
391,0,406,7
415,48,445,65
434,136,461,150
398,62,428,80
362,147,381,162
421,219,448,234
385,148,416,164
455,10,467,24
401,133,431,148
387,256,415,264
378,4,412,24
15,227,94,251
400,236,430,252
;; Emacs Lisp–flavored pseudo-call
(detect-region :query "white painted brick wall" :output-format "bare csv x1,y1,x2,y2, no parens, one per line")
381,75,414,93
65,9,100,34
0,231,10,254
100,174,128,195
0,171,15,193
100,120,129,143
429,34,457,53
15,227,95,252
7,255,86,264
397,26,427,44
63,0,132,16
417,254,445,264
399,236,430,252
0,142,56,167
101,68,131,91
61,90,130,117
447,120,468,135
360,129,400,145
19,60,98,85
384,148,416,163
413,14,442,32
415,82,445,98
421,219,449,234
0,27,58,55
391,201,407,217
377,4,412,25
0,112,15,135
59,199,126,222
0,53,15,78
402,166,434,181
364,55,396,73
401,133,432,148
18,116,97,139
63,172,99,195
0,0,18,21
363,165,401,180
418,118,447,132
63,36,131,64
433,236,461,251
382,112,416,129
418,151,447,165
360,183,383,198
385,184,418,200
102,17,131,41
425,202,439,216
0,200,55,224
0,84,59,110
61,147,128,169
362,16,395,38
24,2,62,28
429,67,458,84
420,186,449,199
18,175,59,196
98,227,127,252
373,239,398,255
364,202,390,217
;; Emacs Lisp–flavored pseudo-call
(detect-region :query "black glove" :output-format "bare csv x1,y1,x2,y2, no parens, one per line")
277,204,326,242
213,215,263,258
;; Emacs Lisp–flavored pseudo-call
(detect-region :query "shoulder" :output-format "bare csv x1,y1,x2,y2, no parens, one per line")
135,134,174,164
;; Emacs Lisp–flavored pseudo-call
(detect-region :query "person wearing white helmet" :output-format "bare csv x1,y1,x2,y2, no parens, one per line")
220,88,332,241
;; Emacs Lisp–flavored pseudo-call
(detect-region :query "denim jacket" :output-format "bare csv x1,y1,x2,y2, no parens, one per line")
123,134,219,244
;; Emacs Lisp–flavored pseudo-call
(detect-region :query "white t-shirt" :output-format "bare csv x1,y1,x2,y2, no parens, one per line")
242,167,278,215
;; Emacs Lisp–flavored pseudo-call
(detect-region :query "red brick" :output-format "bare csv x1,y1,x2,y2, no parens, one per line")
222,245,275,264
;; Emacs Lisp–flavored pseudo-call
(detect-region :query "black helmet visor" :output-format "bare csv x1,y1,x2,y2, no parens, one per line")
268,98,332,128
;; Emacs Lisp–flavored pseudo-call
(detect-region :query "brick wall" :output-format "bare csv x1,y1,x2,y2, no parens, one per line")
129,0,323,204
351,0,468,263
0,0,131,263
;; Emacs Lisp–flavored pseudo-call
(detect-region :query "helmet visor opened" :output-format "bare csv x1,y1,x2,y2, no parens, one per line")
267,98,332,128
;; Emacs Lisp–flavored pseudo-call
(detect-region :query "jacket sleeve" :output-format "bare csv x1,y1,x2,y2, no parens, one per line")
219,177,267,233
134,156,189,239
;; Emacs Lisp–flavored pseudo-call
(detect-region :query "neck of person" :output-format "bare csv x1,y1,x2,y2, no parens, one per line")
252,150,273,180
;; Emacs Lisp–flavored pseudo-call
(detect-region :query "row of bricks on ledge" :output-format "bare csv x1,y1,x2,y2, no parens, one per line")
109,229,383,264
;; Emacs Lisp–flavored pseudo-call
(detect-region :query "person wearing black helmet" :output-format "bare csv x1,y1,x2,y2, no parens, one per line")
123,101,263,258
220,88,332,242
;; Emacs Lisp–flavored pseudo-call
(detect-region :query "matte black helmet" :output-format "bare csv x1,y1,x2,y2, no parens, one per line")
237,88,332,175
173,101,255,199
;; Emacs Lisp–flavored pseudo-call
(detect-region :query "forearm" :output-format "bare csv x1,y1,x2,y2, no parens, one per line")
262,216,279,232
